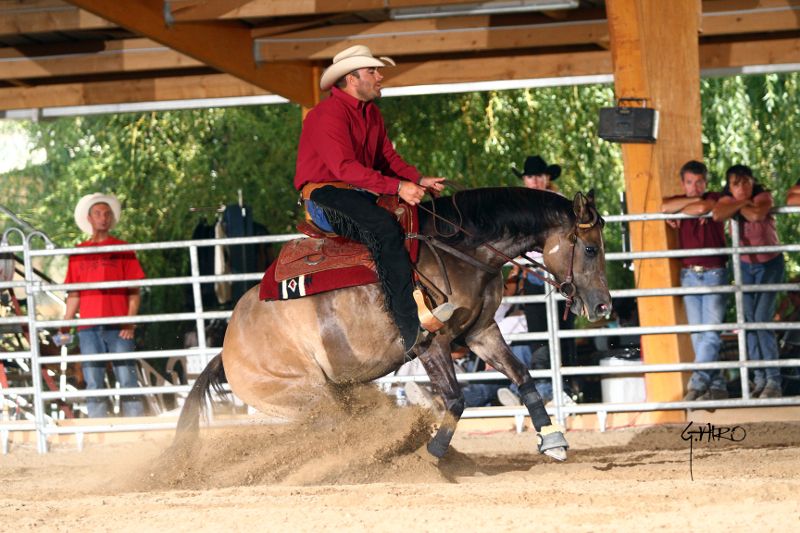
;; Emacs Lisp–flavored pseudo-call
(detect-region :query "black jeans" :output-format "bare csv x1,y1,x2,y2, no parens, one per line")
309,186,418,335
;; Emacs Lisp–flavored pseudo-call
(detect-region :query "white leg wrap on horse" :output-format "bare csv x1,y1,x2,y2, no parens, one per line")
538,424,569,454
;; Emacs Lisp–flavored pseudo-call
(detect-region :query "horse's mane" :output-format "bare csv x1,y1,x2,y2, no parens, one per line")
419,187,575,246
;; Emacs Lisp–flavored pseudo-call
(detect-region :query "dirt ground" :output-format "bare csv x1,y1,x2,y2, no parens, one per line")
2,389,799,532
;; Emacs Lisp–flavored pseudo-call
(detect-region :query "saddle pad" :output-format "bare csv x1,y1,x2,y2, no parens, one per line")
274,237,375,281
259,261,378,301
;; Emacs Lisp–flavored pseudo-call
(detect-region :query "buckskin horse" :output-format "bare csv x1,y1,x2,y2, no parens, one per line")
175,187,611,462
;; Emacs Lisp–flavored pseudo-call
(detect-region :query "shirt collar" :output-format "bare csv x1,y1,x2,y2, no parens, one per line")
331,87,369,111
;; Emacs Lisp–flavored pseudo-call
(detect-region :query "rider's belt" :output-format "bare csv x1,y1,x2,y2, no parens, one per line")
686,265,710,273
300,181,355,200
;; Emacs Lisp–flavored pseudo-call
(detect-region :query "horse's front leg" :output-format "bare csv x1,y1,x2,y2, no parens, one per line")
466,322,569,461
416,334,464,459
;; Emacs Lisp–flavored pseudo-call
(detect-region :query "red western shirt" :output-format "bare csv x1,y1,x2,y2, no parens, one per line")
675,192,727,269
64,236,145,329
294,87,422,195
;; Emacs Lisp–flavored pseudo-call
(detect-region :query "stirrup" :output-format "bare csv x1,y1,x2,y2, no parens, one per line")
413,288,454,333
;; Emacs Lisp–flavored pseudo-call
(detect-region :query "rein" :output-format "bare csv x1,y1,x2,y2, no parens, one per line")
414,185,599,320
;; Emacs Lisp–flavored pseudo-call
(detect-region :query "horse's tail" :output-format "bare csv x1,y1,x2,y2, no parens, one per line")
172,352,227,448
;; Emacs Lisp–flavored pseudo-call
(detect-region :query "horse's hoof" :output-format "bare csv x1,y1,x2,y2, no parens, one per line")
426,438,449,459
542,446,568,462
537,425,569,461
414,444,440,465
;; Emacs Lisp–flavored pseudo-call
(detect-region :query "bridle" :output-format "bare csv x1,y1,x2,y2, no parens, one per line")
415,189,602,320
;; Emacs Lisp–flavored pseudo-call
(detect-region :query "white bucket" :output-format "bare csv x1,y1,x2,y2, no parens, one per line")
600,357,646,403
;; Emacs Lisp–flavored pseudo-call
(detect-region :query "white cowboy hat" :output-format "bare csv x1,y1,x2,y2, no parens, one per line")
319,45,396,91
74,192,121,235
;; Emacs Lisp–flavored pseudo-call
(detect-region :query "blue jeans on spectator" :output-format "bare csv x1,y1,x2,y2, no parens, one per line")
462,383,502,407
741,254,785,390
681,267,728,392
78,326,144,418
506,344,555,403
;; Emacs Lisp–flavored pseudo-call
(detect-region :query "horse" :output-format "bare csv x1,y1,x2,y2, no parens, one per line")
175,187,611,462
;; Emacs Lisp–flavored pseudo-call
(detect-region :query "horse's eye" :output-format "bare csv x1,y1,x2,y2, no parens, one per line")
585,246,598,257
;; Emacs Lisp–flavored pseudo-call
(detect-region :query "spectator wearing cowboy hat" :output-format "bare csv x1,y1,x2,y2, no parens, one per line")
294,44,449,355
512,155,562,192
63,192,146,418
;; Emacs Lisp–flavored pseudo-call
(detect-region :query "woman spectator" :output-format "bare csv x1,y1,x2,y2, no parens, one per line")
713,165,785,398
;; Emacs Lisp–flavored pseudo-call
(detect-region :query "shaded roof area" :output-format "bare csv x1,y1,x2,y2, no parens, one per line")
2,0,800,112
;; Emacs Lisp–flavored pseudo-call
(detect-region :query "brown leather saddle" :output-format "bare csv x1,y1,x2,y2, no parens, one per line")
273,195,417,282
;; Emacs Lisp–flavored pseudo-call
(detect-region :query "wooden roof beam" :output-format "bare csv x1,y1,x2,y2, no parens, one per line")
0,0,113,35
255,16,609,62
0,38,202,81
0,72,268,111
165,0,474,22
62,0,317,106
255,3,800,62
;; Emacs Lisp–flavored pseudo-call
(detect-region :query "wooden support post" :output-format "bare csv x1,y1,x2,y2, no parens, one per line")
301,66,322,121
606,0,702,423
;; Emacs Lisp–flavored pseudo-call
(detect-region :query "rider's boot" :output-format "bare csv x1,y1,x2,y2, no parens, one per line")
396,313,427,355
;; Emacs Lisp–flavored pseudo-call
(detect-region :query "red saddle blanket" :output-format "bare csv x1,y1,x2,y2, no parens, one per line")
259,197,419,301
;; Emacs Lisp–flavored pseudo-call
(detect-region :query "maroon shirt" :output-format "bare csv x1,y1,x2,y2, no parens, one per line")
294,87,421,195
676,192,727,268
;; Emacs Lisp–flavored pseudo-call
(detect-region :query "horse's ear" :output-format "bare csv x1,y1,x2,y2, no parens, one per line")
587,189,596,204
573,191,588,219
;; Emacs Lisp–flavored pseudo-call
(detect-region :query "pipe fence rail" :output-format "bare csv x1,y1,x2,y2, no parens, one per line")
1,207,798,453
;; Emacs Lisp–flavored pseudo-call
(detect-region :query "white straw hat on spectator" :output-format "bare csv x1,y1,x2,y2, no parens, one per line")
74,192,121,235
319,45,396,91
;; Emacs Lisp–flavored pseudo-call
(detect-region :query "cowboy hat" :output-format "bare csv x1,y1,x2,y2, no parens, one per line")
512,155,562,180
319,45,396,91
74,192,121,235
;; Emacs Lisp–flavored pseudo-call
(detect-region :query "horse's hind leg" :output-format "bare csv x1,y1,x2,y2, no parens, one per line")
416,335,464,458
466,322,569,461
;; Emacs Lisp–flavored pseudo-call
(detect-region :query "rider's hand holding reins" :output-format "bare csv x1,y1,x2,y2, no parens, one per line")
420,176,446,196
399,176,446,205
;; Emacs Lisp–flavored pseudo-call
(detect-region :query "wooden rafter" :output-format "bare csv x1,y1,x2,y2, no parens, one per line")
0,38,202,81
62,0,317,106
254,2,800,62
165,0,478,21
0,0,112,36
0,73,267,110
255,16,609,62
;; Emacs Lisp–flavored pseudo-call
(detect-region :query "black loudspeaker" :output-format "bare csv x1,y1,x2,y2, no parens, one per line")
598,98,659,143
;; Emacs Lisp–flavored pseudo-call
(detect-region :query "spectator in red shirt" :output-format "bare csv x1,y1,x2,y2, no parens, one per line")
661,160,729,401
294,45,448,355
63,193,146,417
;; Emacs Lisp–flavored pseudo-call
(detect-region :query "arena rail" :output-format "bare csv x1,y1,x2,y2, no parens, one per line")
1,207,798,453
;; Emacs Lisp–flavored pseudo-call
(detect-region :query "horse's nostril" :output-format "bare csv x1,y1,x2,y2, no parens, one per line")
596,303,611,318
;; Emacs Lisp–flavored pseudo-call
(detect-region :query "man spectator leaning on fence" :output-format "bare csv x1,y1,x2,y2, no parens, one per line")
62,193,146,418
661,160,729,401
294,44,448,355
713,165,785,399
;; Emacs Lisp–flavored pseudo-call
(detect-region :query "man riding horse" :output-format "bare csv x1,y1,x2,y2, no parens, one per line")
294,45,449,355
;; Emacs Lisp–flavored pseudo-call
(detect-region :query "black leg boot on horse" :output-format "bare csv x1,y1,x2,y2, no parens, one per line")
311,185,439,353
467,321,569,461
415,334,465,458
